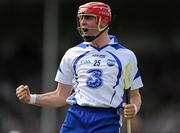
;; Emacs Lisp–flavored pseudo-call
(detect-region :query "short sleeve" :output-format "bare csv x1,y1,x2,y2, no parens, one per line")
129,51,143,90
55,50,73,85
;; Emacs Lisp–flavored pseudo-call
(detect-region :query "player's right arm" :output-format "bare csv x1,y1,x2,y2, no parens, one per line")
16,83,73,108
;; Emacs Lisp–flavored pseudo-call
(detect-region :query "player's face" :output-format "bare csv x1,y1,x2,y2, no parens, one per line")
78,14,99,36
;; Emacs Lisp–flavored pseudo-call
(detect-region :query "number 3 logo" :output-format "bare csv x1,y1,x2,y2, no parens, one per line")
86,69,103,89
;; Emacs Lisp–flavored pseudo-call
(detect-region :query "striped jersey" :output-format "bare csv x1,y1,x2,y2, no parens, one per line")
55,35,143,108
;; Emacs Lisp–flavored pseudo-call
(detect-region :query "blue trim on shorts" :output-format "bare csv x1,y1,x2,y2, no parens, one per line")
60,104,121,133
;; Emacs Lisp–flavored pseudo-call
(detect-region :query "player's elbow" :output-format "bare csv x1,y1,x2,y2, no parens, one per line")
52,91,68,107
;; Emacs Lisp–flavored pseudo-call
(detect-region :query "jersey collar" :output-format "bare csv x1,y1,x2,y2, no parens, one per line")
108,35,119,45
83,35,119,45
82,35,119,51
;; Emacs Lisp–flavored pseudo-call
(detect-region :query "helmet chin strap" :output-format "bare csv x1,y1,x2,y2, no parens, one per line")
81,26,108,42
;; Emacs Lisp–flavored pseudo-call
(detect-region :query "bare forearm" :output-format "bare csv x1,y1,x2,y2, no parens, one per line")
16,83,72,108
130,91,141,113
34,91,67,108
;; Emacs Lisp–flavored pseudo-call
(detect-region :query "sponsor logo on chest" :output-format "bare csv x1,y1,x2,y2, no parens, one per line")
107,59,116,66
80,60,92,64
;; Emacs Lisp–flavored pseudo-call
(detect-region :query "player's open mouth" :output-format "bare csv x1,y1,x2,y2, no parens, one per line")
82,28,88,32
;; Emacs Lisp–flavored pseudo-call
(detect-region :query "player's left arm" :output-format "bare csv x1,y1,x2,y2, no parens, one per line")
123,51,143,119
130,89,141,114
124,89,141,119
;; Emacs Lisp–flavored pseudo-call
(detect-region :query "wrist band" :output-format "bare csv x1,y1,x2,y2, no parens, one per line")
28,94,37,104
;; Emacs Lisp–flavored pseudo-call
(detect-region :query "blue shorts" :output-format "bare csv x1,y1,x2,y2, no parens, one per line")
60,105,121,133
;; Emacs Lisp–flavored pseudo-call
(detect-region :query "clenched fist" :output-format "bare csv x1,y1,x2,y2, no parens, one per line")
16,85,30,103
124,103,138,119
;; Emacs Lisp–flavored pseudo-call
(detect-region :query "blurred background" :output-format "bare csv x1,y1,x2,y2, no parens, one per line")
0,0,180,133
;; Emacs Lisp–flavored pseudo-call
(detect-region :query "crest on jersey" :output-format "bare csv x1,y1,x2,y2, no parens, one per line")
107,59,116,66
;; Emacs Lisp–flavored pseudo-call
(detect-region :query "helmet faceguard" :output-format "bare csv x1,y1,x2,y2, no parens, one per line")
77,2,111,42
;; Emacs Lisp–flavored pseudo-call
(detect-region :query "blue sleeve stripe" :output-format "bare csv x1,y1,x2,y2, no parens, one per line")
134,71,141,80
58,66,63,74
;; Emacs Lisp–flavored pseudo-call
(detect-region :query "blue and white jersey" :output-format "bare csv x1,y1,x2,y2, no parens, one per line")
55,35,143,108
